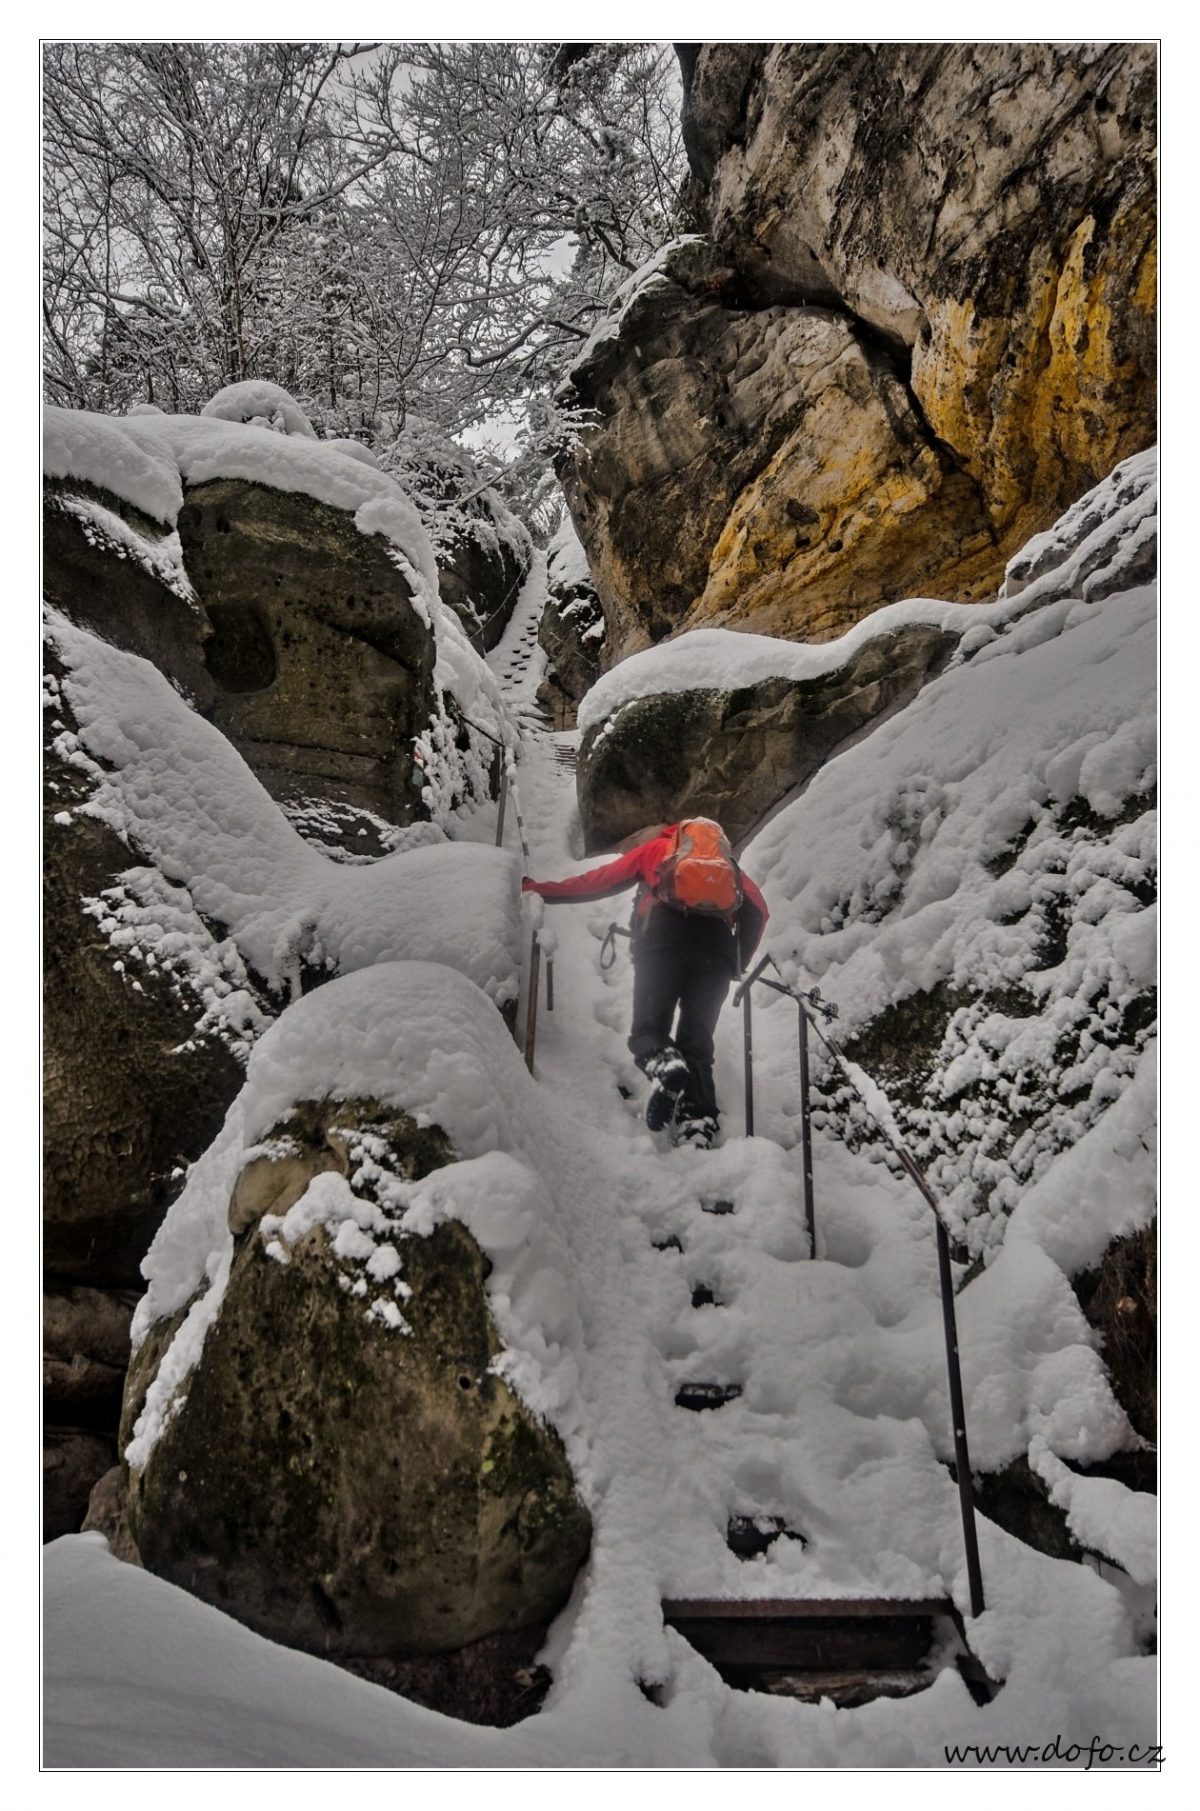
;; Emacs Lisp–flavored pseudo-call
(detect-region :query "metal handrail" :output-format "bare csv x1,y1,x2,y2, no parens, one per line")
734,953,987,1619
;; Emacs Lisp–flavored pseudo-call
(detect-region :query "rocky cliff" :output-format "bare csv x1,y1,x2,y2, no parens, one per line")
557,43,1155,656
41,390,521,1541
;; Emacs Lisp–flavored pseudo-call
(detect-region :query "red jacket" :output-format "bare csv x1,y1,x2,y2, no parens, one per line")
523,825,769,964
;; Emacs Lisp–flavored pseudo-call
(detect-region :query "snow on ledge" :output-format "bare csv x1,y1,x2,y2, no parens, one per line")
43,403,440,609
43,404,513,757
577,449,1159,739
576,600,993,736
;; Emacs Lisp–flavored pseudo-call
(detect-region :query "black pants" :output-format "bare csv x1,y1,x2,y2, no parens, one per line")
628,916,735,1122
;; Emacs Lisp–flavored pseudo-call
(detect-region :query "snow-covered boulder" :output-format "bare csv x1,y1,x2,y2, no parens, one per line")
44,603,523,1536
536,517,607,730
325,436,381,469
120,966,591,1702
575,611,964,850
43,653,265,1291
43,412,212,705
176,472,437,836
43,404,511,854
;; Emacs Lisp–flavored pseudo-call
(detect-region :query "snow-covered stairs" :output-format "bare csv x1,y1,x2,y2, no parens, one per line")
650,1180,977,1705
487,550,999,1719
488,553,556,736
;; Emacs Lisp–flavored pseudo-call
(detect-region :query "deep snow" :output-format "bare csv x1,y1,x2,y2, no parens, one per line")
43,459,1157,1769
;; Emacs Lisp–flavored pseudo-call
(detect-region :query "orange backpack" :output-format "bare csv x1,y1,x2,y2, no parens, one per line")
655,819,743,918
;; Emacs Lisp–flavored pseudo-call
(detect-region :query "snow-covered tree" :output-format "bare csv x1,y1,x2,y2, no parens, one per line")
42,41,686,439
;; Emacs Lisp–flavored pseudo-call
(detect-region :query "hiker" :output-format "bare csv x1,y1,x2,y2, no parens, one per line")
522,818,768,1148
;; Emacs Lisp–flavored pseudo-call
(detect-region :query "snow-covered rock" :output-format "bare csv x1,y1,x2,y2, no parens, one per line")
46,612,523,1010
121,988,590,1680
732,457,1157,1570
44,653,264,1292
43,403,511,852
576,612,963,850
743,568,1156,1263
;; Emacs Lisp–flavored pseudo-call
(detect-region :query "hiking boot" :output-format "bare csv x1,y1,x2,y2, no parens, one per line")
643,1047,689,1132
673,1115,718,1150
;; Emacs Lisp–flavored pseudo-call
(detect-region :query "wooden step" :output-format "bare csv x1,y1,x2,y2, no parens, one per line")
720,1665,935,1709
663,1597,954,1702
663,1597,1000,1706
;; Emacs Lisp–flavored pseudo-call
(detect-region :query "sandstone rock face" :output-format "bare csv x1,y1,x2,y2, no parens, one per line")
44,438,446,858
693,41,1156,549
559,239,996,655
178,479,436,832
44,1285,135,1418
560,46,1155,649
44,1429,117,1543
536,520,607,728
82,1464,143,1567
577,621,958,850
124,1099,591,1661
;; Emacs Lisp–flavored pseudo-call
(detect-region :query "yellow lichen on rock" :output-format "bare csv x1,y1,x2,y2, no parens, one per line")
915,190,1156,556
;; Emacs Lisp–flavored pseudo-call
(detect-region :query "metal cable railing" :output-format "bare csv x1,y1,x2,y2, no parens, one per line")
733,952,986,1618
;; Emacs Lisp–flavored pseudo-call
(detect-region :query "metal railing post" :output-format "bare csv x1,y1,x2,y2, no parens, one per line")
506,754,552,1067
495,765,508,848
523,929,542,1072
742,982,755,1137
797,1003,816,1257
893,1147,986,1618
733,952,986,1618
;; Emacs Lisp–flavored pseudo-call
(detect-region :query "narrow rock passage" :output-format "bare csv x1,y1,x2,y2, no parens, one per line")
481,554,994,1738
